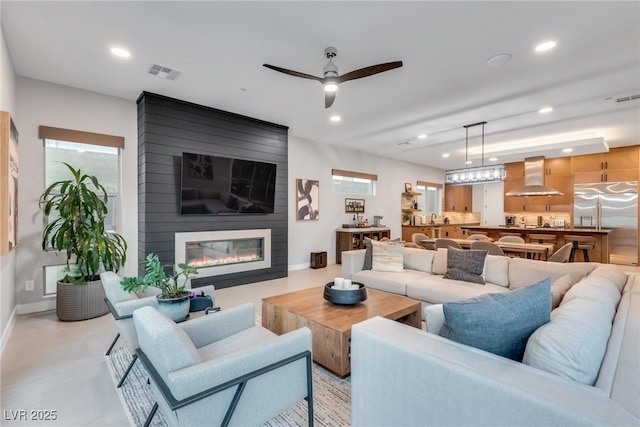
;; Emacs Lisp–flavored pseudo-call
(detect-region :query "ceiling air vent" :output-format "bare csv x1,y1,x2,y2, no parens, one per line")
615,94,640,104
148,64,182,81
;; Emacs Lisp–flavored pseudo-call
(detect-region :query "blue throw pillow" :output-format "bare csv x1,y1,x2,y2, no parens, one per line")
439,278,551,361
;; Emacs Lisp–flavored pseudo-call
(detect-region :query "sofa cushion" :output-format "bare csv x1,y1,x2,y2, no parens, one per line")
508,258,594,290
363,237,374,270
483,255,509,287
406,275,510,304
371,240,405,272
444,248,487,284
404,248,435,273
432,248,448,275
353,269,432,296
523,279,620,385
551,274,572,309
562,276,621,316
588,265,628,293
440,278,551,361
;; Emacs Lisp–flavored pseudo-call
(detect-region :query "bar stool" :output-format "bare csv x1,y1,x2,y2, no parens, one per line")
528,234,557,260
564,235,596,262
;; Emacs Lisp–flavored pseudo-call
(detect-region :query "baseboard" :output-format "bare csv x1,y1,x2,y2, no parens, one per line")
288,260,337,271
16,299,56,315
1,306,17,356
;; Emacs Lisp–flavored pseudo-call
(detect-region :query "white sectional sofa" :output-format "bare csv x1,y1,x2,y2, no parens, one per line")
342,247,597,306
343,247,640,426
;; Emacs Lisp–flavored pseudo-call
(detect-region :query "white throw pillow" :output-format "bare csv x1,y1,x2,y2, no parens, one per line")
371,240,405,272
483,255,509,287
432,248,448,275
523,297,613,386
404,248,435,273
424,304,445,333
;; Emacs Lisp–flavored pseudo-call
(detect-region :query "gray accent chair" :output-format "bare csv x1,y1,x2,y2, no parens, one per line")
411,232,432,250
133,303,314,427
101,271,217,388
101,271,159,387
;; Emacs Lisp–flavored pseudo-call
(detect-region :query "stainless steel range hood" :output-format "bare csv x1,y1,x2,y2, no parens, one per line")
505,156,563,197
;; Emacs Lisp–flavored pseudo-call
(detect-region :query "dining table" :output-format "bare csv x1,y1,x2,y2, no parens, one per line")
421,238,555,260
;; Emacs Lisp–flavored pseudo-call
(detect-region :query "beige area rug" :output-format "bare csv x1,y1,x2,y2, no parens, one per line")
105,346,352,427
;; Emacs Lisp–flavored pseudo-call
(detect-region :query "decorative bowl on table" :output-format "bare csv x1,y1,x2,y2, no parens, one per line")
323,282,367,305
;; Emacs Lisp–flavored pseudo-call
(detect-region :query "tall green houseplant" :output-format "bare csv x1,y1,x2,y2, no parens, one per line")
40,162,127,320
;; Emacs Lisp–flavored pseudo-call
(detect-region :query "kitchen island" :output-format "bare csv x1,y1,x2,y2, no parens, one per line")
461,226,612,263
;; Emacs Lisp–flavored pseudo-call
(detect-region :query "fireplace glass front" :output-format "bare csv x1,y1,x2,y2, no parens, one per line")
185,237,264,269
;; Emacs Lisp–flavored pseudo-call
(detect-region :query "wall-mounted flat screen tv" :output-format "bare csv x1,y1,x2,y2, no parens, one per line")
180,152,277,215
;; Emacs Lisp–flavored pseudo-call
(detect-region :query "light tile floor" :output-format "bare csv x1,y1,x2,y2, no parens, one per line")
1,264,342,426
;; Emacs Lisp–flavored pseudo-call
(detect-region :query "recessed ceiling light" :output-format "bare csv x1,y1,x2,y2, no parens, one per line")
442,153,450,158
535,41,557,52
562,148,573,153
465,160,473,165
417,134,427,139
489,157,498,162
486,53,512,66
330,115,341,122
539,107,554,114
110,47,131,58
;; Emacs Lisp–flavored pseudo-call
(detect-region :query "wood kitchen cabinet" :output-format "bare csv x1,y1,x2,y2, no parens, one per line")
503,162,525,212
505,159,572,212
444,184,472,212
525,157,572,212
572,146,639,183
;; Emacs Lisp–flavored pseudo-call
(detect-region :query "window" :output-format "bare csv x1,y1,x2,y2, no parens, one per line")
332,169,377,195
416,181,442,215
40,126,123,296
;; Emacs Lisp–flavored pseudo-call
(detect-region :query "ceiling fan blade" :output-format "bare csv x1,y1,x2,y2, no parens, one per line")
263,64,323,82
325,91,336,109
335,61,403,84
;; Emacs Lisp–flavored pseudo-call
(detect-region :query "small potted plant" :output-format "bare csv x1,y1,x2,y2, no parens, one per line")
40,163,127,321
120,253,198,321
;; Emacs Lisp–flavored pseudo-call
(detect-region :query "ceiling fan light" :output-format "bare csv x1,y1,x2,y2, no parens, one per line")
324,82,338,92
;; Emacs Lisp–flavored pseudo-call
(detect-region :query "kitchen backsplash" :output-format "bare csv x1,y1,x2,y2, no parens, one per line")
504,212,572,227
440,212,481,224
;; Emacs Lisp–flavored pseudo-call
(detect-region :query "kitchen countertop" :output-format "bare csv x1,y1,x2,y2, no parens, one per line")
403,223,480,227
462,225,613,234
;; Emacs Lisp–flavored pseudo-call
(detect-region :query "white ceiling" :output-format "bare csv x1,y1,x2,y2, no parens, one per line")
2,1,639,171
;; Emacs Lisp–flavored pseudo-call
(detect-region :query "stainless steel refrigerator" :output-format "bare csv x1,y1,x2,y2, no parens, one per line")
574,181,638,265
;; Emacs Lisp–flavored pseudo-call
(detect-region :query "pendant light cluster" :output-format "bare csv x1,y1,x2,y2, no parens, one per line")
445,121,506,185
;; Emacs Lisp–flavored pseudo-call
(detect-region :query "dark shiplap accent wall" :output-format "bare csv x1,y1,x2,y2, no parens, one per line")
137,92,288,289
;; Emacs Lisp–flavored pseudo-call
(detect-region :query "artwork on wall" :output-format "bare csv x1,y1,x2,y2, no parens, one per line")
0,111,19,254
296,179,319,220
404,182,413,193
345,198,365,213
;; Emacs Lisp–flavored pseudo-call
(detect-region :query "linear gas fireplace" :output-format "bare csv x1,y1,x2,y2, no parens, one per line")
175,229,271,277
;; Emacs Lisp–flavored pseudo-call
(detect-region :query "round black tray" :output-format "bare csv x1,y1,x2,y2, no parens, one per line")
323,282,367,305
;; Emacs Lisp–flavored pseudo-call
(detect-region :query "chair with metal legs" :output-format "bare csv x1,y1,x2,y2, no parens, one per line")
133,303,314,427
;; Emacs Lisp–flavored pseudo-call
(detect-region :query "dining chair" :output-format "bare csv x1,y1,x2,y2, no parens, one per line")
470,241,506,256
498,235,525,243
547,243,573,263
434,238,462,250
411,232,433,250
467,234,490,241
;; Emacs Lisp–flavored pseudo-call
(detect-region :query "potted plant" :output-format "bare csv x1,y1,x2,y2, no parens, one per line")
120,253,198,322
402,213,413,226
40,163,127,321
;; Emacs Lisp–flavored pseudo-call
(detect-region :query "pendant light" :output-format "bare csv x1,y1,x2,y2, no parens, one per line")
445,121,505,185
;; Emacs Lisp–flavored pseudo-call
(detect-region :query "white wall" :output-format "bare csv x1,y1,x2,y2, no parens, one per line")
14,78,138,314
288,136,445,269
0,21,17,352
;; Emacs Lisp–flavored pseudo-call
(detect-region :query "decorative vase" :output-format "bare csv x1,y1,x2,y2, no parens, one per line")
156,292,191,322
56,279,109,321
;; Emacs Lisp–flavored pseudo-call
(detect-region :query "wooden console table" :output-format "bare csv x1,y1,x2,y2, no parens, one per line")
335,227,391,264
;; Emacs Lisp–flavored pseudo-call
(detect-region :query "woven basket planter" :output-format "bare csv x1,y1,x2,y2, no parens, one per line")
56,279,109,321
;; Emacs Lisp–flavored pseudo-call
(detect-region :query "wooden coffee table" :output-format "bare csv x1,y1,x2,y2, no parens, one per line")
262,286,421,377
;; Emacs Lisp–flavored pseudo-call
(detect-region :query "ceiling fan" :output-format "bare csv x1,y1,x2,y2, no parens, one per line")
263,47,403,108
